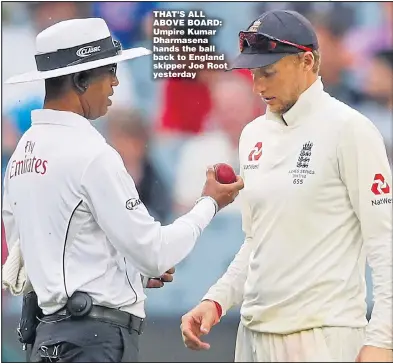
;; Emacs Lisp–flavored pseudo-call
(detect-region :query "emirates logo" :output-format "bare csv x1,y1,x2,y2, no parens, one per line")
371,174,390,195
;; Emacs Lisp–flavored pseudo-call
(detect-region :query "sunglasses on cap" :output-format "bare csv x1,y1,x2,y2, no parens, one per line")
239,31,313,54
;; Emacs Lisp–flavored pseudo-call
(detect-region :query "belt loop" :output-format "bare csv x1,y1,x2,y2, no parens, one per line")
137,318,145,335
128,314,133,334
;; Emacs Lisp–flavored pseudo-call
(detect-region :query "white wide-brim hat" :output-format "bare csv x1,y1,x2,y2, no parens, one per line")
5,18,152,84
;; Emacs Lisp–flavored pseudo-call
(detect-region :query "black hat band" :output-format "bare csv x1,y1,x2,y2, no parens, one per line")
35,37,122,72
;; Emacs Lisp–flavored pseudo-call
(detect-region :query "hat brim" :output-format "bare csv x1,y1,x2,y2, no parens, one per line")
228,52,287,70
5,47,152,84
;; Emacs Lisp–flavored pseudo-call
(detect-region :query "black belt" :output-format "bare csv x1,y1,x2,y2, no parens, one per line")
41,305,145,335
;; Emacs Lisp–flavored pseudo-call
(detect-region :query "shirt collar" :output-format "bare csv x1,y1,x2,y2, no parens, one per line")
31,109,92,128
266,77,324,127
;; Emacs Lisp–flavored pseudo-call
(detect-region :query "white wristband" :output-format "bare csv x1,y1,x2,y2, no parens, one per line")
195,196,219,216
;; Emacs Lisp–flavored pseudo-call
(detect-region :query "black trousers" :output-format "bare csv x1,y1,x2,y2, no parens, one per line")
29,318,139,362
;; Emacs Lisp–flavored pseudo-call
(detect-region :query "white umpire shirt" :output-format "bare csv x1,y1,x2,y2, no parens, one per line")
203,77,393,349
2,109,217,319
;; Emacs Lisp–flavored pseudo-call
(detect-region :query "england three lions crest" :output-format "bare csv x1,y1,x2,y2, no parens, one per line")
288,141,315,184
297,141,313,168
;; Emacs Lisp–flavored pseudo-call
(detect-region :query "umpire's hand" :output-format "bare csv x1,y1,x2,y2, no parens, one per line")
146,267,175,288
201,167,244,212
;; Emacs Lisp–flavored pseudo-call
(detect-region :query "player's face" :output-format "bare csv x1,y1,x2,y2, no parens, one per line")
251,54,310,115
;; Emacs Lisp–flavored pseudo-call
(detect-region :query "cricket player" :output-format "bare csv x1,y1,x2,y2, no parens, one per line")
2,18,244,362
180,10,393,362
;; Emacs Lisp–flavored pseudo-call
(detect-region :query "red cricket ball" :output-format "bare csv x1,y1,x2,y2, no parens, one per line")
213,163,237,184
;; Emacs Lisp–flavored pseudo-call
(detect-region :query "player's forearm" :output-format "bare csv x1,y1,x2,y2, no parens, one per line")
202,236,253,315
364,234,393,349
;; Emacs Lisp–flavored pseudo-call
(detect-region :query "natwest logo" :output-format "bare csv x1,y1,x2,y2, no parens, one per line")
248,142,262,161
371,173,390,195
76,45,101,58
372,197,392,206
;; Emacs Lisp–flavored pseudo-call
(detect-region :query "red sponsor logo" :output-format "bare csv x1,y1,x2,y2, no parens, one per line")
371,173,390,195
248,142,263,161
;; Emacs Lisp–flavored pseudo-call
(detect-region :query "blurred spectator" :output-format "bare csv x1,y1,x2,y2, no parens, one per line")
2,221,8,266
105,108,172,223
29,1,90,32
157,68,262,135
154,20,219,136
1,117,20,182
344,2,393,84
157,77,212,135
173,72,261,215
254,2,356,32
92,2,157,48
358,50,393,164
255,1,356,24
363,50,393,110
307,12,364,108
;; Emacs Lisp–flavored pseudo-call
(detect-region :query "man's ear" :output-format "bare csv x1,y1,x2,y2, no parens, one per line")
303,52,315,72
72,71,90,94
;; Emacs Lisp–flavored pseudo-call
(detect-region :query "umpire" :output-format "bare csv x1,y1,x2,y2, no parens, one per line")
2,18,244,362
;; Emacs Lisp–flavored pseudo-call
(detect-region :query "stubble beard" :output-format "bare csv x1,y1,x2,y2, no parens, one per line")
271,99,297,116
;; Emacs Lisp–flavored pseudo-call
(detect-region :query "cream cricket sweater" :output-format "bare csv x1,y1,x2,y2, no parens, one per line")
203,78,393,349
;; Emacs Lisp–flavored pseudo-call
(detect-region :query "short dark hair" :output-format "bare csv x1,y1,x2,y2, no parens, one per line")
44,75,73,100
44,69,97,100
44,65,116,101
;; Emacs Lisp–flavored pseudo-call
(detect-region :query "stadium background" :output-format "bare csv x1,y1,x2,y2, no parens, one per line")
1,1,392,361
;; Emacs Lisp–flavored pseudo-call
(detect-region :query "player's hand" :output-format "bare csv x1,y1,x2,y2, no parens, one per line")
146,267,175,288
356,346,393,362
180,300,220,350
201,167,244,211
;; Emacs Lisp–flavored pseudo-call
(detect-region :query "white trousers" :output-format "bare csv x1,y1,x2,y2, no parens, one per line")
235,322,365,362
